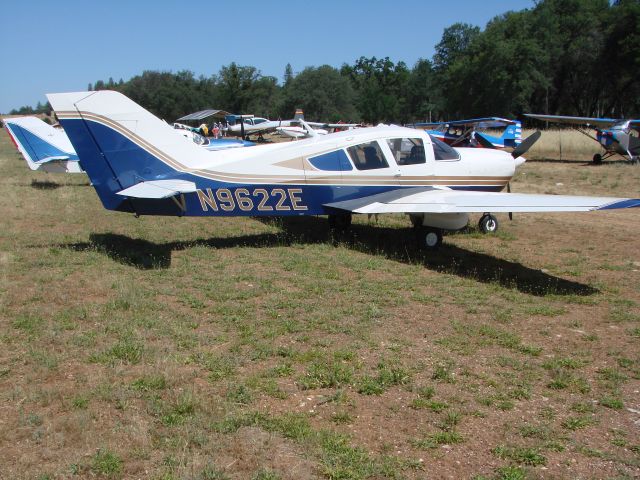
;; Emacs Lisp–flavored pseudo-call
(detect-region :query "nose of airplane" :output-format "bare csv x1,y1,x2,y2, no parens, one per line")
514,155,526,167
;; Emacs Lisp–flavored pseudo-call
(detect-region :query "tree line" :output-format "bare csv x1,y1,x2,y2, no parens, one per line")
10,0,640,123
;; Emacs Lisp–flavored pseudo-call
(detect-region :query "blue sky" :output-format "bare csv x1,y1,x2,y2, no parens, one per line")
0,0,533,113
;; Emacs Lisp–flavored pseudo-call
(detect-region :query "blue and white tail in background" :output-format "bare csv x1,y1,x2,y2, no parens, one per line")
501,120,522,147
3,116,83,173
474,120,522,148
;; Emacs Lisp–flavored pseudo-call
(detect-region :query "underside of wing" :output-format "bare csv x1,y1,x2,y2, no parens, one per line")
324,188,640,214
413,117,516,129
525,114,620,127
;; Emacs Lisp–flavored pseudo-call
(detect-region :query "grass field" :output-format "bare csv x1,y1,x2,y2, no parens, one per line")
1,129,639,479
523,129,603,162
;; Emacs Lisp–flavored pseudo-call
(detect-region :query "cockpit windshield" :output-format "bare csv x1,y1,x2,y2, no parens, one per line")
428,134,460,161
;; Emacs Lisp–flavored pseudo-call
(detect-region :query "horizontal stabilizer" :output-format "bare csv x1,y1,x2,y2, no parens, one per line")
117,180,197,199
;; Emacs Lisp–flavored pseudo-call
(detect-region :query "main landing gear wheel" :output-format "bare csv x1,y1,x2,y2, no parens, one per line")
415,226,442,250
593,153,603,165
328,213,352,231
479,214,499,234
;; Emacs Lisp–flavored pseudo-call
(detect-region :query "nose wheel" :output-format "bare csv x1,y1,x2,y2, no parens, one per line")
479,213,499,234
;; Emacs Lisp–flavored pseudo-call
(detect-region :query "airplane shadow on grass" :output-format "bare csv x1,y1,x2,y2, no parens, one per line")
28,179,92,190
62,216,596,297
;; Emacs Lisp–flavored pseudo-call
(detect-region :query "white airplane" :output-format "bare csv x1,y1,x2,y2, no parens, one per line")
276,124,329,139
3,116,83,173
276,119,361,140
46,90,640,250
224,114,298,139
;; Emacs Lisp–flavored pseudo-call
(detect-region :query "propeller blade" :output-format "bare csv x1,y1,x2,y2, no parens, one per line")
512,130,541,159
474,132,497,149
507,182,513,220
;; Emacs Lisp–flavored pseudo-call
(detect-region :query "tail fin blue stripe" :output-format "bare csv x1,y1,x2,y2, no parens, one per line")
59,118,181,211
6,123,78,162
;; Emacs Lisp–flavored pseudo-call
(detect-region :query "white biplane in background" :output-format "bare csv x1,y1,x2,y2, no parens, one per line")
46,90,640,250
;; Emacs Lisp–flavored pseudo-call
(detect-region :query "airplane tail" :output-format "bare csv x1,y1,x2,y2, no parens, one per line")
500,121,522,147
46,91,209,213
3,116,79,171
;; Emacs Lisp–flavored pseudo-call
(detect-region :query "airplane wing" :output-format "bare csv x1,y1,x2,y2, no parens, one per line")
524,114,621,127
324,187,640,214
305,121,361,129
412,117,517,129
116,180,197,199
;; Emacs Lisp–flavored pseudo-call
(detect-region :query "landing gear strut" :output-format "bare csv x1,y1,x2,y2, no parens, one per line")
479,213,499,234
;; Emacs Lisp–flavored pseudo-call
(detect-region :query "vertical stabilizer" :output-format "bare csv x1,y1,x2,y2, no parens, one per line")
47,91,211,211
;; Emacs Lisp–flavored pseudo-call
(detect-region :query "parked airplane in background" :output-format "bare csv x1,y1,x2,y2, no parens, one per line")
224,109,306,140
410,117,522,149
47,91,640,250
276,120,361,139
173,124,255,150
3,116,83,173
525,113,640,164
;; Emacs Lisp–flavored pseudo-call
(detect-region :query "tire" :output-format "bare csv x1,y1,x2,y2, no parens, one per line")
328,213,352,231
416,226,442,250
593,153,602,165
479,214,499,234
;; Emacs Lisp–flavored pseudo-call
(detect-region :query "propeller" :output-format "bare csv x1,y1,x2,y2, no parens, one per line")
473,132,496,149
511,130,541,159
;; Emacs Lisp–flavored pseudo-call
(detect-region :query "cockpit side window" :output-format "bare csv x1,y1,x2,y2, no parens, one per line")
386,138,426,165
428,134,460,161
347,141,389,170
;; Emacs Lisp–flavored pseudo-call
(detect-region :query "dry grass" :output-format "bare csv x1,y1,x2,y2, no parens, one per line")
523,128,603,161
1,129,639,479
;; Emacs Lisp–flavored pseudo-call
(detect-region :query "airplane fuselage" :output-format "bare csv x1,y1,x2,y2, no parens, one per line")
56,114,517,219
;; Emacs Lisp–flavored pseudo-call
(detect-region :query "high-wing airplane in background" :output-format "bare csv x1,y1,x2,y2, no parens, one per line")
409,117,522,149
46,91,640,250
525,114,640,164
3,116,83,173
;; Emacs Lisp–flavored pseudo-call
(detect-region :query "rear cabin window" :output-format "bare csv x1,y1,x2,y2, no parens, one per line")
386,138,426,165
428,134,460,161
347,141,389,170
